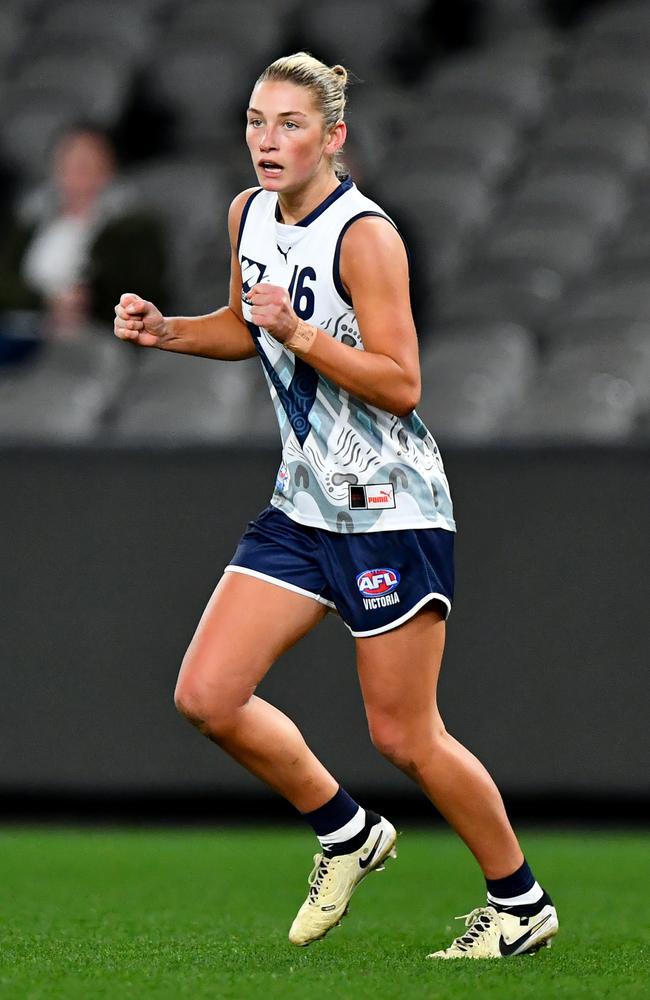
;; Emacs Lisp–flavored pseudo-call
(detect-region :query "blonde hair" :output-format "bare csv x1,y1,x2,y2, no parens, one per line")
256,52,349,175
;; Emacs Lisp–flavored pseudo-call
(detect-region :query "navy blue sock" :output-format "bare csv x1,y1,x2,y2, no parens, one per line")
302,787,380,855
302,786,360,837
486,859,535,900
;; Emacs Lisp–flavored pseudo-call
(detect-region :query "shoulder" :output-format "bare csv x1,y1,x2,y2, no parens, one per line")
339,213,407,275
227,187,263,246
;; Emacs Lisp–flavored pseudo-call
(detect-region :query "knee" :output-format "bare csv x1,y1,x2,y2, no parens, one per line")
368,714,447,775
174,670,238,739
369,721,417,773
174,675,206,727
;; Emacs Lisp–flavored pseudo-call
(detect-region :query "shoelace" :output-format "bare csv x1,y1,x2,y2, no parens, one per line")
307,852,333,902
449,907,497,950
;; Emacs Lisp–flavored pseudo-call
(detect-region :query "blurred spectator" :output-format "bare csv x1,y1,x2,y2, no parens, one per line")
0,123,168,361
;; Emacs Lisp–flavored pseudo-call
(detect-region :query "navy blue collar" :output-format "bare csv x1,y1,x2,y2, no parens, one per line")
275,175,353,227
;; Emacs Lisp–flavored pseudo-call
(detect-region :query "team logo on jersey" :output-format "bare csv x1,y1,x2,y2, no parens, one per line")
356,567,401,610
349,484,396,510
240,255,268,297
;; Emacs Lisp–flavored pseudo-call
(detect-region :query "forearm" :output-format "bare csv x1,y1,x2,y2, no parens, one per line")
163,307,257,361
294,324,420,416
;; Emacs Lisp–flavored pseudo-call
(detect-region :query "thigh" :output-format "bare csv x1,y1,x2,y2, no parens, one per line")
178,570,327,705
355,606,447,729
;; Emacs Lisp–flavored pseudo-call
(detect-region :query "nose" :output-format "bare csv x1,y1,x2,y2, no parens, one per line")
259,125,279,152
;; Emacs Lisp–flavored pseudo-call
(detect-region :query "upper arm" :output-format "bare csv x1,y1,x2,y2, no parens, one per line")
338,216,420,386
227,187,259,321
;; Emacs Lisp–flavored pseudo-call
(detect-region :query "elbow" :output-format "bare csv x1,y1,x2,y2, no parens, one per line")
392,379,420,417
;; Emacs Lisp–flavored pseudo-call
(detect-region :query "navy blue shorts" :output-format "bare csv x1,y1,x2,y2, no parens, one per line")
225,505,455,637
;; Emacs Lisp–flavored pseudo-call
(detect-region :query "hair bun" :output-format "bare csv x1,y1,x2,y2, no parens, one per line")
331,64,348,86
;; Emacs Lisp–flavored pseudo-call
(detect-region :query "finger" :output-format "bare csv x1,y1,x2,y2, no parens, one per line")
115,315,142,331
114,318,144,336
250,306,274,324
120,292,141,308
249,283,281,301
114,324,134,340
120,292,146,314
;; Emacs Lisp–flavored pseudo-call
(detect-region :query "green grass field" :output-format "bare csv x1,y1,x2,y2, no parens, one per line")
0,827,647,999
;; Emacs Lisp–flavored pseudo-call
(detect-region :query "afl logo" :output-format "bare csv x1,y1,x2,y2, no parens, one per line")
356,568,401,597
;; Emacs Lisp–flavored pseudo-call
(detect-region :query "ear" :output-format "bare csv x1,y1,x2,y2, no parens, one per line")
324,120,347,157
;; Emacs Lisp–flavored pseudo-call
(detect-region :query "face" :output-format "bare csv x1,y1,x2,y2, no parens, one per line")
246,80,344,193
54,132,116,207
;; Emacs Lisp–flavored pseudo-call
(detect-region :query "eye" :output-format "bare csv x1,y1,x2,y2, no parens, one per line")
283,121,299,130
247,118,263,128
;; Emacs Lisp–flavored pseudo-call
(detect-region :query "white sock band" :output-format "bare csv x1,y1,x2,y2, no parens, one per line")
488,880,544,907
318,806,365,850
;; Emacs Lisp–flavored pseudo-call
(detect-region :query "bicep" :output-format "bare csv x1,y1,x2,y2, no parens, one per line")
339,217,420,373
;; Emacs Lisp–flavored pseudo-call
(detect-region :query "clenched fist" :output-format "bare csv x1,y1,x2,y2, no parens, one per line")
247,283,298,343
114,293,167,348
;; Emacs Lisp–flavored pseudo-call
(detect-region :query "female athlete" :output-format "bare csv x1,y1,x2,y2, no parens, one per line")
114,53,558,960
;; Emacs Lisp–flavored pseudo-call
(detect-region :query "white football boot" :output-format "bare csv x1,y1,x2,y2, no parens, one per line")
288,816,397,946
427,892,558,959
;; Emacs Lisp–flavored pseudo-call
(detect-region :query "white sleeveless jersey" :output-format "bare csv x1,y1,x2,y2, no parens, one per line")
238,176,455,534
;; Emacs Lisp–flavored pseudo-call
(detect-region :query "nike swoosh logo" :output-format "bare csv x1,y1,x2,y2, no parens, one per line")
499,914,552,957
359,832,384,870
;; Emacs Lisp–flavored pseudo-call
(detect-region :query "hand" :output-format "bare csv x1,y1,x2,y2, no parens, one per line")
248,283,298,343
114,292,167,348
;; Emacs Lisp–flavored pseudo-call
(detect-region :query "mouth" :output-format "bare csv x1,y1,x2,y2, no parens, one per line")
259,159,283,177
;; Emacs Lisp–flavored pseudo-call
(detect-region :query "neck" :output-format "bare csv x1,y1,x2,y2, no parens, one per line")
277,170,340,226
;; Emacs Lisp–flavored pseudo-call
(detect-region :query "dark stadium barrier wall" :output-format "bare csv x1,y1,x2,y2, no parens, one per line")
1,444,648,800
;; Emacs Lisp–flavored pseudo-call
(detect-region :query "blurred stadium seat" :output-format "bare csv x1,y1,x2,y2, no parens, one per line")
483,220,600,279
0,333,129,441
394,112,521,184
567,58,650,117
514,168,628,230
142,43,244,150
0,53,133,179
422,55,551,124
295,0,429,84
126,157,230,313
417,322,537,442
498,369,640,442
0,93,81,180
561,275,650,324
576,1,650,61
0,6,27,72
536,115,650,176
25,0,153,61
163,0,289,74
110,350,269,443
440,260,565,328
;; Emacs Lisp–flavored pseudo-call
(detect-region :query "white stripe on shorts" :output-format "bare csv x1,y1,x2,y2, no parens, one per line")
224,565,337,609
347,592,451,638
